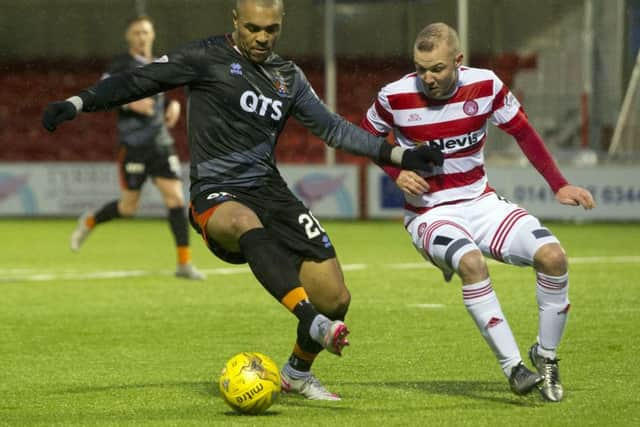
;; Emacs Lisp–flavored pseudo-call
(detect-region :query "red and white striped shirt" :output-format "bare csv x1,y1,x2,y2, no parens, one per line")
362,66,567,213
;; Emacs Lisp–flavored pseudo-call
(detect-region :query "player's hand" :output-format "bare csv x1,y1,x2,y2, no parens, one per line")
396,170,430,196
555,185,596,210
401,144,444,172
42,101,78,132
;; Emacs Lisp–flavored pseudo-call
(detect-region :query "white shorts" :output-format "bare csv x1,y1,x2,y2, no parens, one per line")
405,193,560,278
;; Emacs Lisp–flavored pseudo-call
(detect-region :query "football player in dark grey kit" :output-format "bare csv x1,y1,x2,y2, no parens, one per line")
69,15,204,280
43,0,443,400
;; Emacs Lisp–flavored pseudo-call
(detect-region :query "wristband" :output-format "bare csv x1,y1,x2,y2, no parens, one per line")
390,146,406,166
65,96,83,113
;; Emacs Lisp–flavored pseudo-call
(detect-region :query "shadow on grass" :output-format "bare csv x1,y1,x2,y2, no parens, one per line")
55,380,216,396
344,380,543,407
55,380,352,413
54,379,543,409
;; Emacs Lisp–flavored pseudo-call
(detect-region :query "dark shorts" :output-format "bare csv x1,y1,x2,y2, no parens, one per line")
189,183,337,267
118,144,181,191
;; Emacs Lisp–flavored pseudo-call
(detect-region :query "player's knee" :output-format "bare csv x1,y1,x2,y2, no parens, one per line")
164,194,185,208
534,243,567,276
118,200,138,217
457,250,488,282
327,288,351,320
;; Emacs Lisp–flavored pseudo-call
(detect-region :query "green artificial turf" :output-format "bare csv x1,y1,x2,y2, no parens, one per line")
1,219,639,426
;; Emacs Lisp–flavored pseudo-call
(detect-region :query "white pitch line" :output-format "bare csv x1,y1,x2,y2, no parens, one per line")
2,270,149,282
407,303,445,309
200,267,252,275
388,255,640,270
341,263,368,271
2,255,637,283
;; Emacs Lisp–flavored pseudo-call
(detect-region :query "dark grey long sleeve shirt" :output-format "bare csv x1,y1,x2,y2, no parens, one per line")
80,34,388,197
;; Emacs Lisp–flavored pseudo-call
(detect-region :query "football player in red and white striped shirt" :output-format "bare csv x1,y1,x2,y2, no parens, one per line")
361,23,595,402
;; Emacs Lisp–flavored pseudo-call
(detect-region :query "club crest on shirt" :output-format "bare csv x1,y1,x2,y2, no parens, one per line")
462,99,479,116
273,76,288,97
230,62,243,76
417,222,427,238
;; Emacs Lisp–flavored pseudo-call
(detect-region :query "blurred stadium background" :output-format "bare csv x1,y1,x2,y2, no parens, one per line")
1,0,639,220
2,2,640,424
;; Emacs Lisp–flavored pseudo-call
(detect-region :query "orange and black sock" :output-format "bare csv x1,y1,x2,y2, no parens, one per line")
287,343,319,372
282,287,325,371
239,228,319,323
168,206,190,252
177,246,191,266
94,200,121,225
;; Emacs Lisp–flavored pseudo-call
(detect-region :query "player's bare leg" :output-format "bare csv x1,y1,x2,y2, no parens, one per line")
299,257,350,320
300,258,350,356
70,189,140,252
118,188,142,216
457,250,542,395
279,257,350,400
529,242,569,402
154,177,204,280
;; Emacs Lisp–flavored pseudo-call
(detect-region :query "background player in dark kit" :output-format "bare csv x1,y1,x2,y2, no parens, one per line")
69,15,204,280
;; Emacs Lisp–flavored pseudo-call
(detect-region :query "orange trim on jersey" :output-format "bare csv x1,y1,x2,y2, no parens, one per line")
293,343,318,362
281,286,309,312
117,146,128,190
177,246,191,265
189,203,221,244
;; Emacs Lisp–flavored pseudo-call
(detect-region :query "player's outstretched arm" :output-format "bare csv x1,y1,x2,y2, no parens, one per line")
42,43,199,132
555,184,596,209
500,110,596,209
378,142,444,172
42,72,165,132
292,70,443,172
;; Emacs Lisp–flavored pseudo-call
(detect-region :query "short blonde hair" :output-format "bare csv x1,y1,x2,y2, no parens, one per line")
414,22,460,55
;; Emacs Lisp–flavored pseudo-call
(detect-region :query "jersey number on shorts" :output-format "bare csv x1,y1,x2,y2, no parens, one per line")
298,212,325,239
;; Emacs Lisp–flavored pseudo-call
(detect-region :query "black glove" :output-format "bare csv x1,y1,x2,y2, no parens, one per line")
42,101,78,132
401,144,444,171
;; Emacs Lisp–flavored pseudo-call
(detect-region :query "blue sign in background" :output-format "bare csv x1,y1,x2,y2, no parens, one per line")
380,174,404,209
